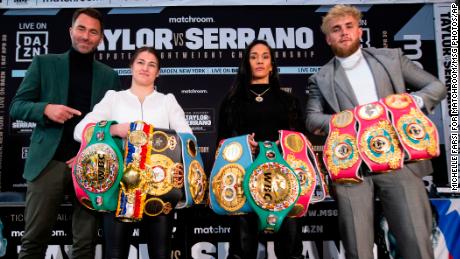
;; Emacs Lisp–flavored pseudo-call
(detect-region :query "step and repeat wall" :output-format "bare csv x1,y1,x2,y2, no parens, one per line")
0,3,452,191
0,2,456,259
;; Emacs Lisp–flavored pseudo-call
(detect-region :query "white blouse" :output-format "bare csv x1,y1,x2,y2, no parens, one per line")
74,89,192,142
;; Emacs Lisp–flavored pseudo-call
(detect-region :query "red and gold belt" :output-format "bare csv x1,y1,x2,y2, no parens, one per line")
381,93,439,161
279,130,316,217
355,102,404,172
324,110,363,183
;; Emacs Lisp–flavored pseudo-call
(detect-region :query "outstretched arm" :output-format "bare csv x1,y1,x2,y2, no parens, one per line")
305,75,332,136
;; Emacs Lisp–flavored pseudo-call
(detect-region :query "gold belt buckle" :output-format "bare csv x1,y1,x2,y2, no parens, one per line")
212,164,246,212
144,197,172,216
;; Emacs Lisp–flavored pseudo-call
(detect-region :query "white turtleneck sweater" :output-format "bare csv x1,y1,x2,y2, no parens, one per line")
337,48,379,105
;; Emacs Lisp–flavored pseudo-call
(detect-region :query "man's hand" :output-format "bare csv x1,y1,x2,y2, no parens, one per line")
66,156,76,169
44,104,81,124
313,128,327,136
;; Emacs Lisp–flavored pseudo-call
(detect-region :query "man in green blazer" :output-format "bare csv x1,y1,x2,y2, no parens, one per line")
9,8,121,259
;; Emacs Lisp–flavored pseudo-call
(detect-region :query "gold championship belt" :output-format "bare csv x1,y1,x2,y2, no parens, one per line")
279,130,318,217
323,110,363,183
144,130,181,196
74,121,124,211
116,121,153,221
72,123,96,209
176,133,207,209
209,135,254,215
243,141,300,232
117,122,185,221
381,93,440,160
355,102,404,172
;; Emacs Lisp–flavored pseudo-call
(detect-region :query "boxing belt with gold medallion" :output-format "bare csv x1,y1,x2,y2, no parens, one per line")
176,133,208,209
116,121,153,221
72,123,96,210
355,102,404,172
323,110,363,183
279,130,316,217
243,141,300,233
117,124,185,221
74,120,124,211
209,135,253,215
144,128,184,217
381,93,440,161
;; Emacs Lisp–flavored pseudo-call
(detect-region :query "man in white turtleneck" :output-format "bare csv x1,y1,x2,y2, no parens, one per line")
306,4,446,259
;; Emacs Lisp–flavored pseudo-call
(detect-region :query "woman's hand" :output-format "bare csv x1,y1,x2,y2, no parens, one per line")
110,123,130,138
248,133,258,155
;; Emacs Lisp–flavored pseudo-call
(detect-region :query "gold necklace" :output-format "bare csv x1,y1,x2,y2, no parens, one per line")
249,88,270,102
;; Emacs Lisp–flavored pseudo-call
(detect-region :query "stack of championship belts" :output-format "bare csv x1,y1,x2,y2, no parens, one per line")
116,121,207,221
209,131,326,233
324,93,440,183
73,121,124,211
72,121,207,218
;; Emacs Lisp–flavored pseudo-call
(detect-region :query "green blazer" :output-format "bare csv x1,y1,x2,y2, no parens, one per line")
10,51,122,181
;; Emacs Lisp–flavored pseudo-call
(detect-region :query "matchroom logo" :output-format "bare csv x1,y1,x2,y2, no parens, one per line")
16,31,48,62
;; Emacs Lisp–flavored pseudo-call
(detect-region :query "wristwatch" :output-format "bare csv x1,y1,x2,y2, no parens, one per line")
74,120,124,211
243,141,300,233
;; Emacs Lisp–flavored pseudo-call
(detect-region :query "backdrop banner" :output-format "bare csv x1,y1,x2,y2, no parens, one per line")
0,4,448,192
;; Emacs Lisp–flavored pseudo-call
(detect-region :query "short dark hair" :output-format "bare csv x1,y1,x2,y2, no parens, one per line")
72,8,104,32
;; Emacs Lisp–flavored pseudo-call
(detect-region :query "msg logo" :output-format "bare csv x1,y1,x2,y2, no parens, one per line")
16,31,48,62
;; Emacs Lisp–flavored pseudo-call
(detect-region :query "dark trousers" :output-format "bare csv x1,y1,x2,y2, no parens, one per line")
228,214,304,259
19,160,99,259
102,212,172,259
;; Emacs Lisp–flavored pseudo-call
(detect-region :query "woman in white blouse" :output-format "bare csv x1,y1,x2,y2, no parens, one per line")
74,47,191,141
74,46,191,259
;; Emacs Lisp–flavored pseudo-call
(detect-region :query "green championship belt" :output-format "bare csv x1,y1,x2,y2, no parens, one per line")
74,120,124,211
243,141,300,233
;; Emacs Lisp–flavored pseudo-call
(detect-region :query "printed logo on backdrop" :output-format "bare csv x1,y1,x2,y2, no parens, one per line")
96,11,316,64
16,31,48,62
393,4,435,68
11,120,36,134
181,88,208,95
98,26,314,52
184,109,213,133
21,147,29,160
193,225,231,235
361,27,371,48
